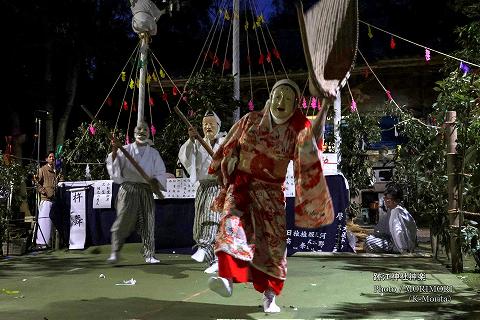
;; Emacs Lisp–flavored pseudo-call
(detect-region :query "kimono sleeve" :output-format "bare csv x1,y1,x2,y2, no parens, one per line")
293,125,335,229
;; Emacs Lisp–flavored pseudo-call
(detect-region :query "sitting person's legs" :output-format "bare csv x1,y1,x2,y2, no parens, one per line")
364,235,394,253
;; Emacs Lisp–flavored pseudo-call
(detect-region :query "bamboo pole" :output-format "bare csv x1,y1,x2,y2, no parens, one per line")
446,111,462,273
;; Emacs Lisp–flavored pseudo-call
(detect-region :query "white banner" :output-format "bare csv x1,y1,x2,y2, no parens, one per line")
69,189,86,249
92,180,113,209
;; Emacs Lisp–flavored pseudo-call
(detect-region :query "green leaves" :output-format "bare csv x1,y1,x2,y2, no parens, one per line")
155,70,240,172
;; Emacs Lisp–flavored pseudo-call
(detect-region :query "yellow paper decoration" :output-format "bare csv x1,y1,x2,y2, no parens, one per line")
147,74,151,84
129,79,135,89
224,11,230,20
121,71,126,81
152,73,158,82
255,15,264,27
244,21,249,31
160,69,165,78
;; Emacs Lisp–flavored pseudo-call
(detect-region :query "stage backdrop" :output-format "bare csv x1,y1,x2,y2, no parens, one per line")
52,172,352,254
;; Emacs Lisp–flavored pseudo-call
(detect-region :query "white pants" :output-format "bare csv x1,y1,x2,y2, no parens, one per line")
36,200,53,245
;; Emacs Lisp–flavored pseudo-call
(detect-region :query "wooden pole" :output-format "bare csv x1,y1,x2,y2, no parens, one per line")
173,106,214,157
232,0,240,123
137,34,149,127
446,110,462,273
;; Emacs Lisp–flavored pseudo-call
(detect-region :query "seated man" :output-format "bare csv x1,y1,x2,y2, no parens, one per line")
364,183,417,253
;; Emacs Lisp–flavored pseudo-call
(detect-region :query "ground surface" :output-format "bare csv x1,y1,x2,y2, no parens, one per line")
1,241,479,320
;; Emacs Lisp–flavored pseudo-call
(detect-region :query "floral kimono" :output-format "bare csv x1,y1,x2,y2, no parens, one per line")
209,107,334,280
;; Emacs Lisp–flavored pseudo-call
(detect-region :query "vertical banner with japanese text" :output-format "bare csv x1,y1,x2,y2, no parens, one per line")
69,189,86,249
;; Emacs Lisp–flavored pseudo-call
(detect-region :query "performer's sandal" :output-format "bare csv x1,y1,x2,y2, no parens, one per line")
208,276,232,297
204,261,218,274
263,288,281,313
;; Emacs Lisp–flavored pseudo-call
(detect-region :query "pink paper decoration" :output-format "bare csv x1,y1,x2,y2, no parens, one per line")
150,124,156,136
302,97,307,109
125,135,130,144
88,124,96,135
425,49,431,62
350,99,357,112
386,90,393,101
248,99,254,111
311,97,317,109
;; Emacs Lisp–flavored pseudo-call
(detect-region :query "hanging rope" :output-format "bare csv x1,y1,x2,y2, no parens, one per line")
359,20,480,69
251,0,288,78
249,0,277,81
64,43,140,164
247,0,270,92
244,0,254,104
221,15,233,78
357,49,439,132
114,43,142,133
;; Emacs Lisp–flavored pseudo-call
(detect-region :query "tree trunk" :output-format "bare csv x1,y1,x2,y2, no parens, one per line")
56,59,79,148
44,39,55,154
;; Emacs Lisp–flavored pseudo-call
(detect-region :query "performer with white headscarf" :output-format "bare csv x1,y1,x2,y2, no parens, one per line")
178,110,226,274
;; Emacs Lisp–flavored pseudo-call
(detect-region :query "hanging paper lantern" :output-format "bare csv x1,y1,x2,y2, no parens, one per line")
258,53,264,65
248,99,254,111
425,49,431,62
88,124,96,136
302,97,307,109
367,25,373,39
311,97,317,109
150,124,157,136
121,71,126,81
385,90,393,101
390,36,396,49
123,101,129,110
149,97,155,107
107,96,113,107
350,99,357,112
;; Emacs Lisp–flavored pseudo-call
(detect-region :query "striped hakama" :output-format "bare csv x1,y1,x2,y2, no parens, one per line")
110,182,156,258
193,179,221,265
